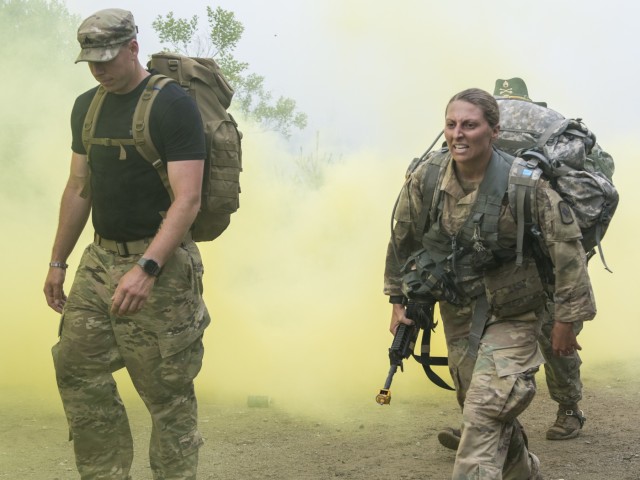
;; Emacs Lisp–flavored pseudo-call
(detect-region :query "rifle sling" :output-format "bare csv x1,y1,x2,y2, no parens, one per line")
466,293,490,360
410,295,489,388
413,325,454,391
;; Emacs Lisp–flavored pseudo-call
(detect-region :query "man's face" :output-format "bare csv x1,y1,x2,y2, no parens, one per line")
87,40,138,94
444,100,499,166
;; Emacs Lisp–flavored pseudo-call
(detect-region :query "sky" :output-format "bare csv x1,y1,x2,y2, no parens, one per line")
2,0,640,420
61,0,640,154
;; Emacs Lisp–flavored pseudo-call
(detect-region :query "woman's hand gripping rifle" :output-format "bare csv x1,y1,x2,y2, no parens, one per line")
375,301,437,405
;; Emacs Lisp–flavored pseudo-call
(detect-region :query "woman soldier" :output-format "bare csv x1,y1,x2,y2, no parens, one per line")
383,88,596,479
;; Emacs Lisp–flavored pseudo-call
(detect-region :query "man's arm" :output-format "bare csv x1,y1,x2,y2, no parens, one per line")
43,152,92,313
110,159,204,316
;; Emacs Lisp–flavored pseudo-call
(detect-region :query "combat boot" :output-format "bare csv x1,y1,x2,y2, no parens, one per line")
546,404,586,440
437,427,461,450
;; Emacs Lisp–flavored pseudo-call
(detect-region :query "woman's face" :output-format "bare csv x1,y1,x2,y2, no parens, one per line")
444,100,499,167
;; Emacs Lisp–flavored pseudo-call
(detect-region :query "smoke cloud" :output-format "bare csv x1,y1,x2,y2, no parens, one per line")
1,0,639,424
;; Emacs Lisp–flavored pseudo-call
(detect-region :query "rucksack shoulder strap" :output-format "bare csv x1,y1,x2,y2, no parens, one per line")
78,86,110,198
82,84,145,199
82,85,140,161
416,150,450,238
82,86,109,158
508,154,544,266
132,74,177,201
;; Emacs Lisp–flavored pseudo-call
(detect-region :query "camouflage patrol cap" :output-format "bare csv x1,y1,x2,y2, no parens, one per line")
75,9,138,64
494,77,547,107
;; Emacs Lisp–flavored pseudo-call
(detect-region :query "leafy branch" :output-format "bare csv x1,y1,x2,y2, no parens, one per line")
153,6,307,137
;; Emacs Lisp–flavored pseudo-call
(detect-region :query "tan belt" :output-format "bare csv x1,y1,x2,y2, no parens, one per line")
94,233,152,256
94,231,193,256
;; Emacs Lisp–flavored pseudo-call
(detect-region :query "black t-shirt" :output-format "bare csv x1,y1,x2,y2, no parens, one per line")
71,74,205,241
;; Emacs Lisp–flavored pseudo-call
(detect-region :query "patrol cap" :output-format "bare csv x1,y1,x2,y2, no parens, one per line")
75,8,138,64
494,77,547,107
494,77,531,100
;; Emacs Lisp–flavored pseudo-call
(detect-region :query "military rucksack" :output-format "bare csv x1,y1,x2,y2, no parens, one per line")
82,53,242,242
496,98,618,270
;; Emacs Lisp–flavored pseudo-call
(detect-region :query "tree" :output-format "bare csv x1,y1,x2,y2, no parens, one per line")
0,0,85,200
153,6,307,138
0,0,79,60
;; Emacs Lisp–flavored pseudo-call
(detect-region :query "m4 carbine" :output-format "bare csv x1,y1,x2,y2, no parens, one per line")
375,320,419,405
376,301,452,406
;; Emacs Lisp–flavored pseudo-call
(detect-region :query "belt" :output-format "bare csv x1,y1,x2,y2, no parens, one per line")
94,233,152,256
94,231,193,256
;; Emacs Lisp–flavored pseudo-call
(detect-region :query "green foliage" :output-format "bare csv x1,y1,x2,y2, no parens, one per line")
0,0,79,61
152,6,307,137
255,97,309,138
151,12,198,55
207,6,243,55
0,0,86,200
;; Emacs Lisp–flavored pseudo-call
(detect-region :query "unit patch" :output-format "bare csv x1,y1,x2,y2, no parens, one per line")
558,201,575,225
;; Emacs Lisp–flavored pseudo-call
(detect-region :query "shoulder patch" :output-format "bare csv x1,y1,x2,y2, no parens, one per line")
558,201,575,225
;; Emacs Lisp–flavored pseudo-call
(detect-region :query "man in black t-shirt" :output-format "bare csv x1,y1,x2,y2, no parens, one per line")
43,9,210,479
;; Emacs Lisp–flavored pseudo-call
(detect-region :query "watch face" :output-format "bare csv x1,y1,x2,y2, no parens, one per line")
146,261,160,276
139,258,160,276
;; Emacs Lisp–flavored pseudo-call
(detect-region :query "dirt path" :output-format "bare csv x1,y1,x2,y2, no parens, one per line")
2,361,639,479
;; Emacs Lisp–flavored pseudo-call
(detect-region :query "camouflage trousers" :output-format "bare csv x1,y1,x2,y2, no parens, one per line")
538,303,583,405
52,241,210,480
440,302,544,480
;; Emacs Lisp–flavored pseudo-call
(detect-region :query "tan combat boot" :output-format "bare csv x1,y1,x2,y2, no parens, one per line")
546,404,586,440
437,427,461,450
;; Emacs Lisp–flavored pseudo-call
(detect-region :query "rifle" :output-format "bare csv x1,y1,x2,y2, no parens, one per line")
376,300,453,406
375,321,419,405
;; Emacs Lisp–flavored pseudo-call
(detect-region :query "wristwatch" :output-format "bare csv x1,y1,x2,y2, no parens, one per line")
137,257,162,277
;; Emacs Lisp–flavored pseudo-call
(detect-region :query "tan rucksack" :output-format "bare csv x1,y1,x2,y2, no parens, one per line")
82,53,243,241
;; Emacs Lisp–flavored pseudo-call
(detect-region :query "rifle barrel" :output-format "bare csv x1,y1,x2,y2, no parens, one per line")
383,364,399,390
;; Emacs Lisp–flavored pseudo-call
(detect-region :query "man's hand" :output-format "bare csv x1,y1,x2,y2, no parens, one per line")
389,303,414,335
111,265,157,316
551,321,582,356
44,267,67,313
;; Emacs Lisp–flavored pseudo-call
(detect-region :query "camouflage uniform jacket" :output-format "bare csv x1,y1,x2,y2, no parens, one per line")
384,149,597,324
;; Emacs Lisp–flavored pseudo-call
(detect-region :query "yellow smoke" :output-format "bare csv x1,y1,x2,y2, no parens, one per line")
197,138,412,412
2,0,639,426
577,142,640,364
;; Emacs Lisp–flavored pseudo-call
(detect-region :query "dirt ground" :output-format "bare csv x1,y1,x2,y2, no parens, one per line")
1,360,639,480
